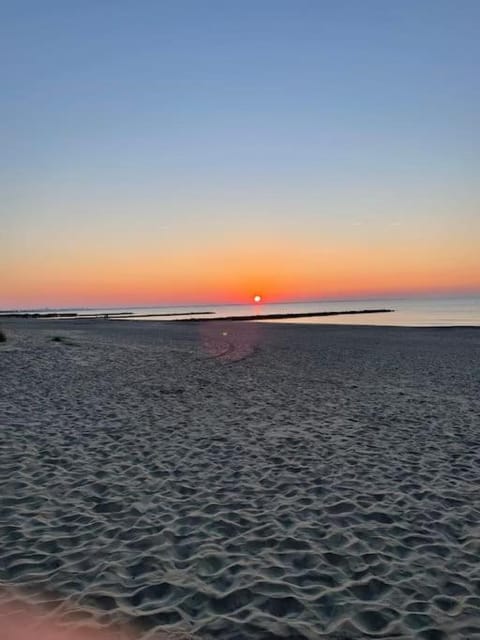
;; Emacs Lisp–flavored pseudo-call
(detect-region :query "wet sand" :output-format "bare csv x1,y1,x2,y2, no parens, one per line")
1,319,479,639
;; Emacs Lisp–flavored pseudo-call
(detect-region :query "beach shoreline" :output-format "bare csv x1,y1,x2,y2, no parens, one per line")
1,320,479,639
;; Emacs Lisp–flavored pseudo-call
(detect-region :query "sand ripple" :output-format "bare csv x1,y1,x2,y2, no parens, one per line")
1,321,479,639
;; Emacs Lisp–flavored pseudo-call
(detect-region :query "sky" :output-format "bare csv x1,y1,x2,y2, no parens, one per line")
1,0,479,309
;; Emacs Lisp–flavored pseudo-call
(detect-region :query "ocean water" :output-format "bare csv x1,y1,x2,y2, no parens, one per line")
12,295,480,326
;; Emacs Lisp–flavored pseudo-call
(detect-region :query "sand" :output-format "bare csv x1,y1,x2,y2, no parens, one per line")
0,319,479,639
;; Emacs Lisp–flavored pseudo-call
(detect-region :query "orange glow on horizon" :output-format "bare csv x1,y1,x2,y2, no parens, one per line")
2,229,480,309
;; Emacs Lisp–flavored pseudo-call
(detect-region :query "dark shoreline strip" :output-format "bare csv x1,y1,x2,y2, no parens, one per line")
0,312,80,318
0,311,215,319
175,309,394,322
114,311,214,318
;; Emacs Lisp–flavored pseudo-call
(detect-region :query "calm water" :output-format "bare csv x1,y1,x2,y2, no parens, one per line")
11,296,479,326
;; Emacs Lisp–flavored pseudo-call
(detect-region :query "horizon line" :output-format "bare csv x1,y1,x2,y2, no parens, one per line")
2,290,480,314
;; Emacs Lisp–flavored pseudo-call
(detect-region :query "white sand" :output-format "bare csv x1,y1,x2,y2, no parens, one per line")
0,319,479,639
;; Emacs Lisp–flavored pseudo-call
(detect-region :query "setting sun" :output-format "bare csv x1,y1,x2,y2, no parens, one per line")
253,295,262,303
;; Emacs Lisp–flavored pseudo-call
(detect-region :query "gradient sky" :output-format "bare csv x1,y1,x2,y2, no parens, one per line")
2,0,479,308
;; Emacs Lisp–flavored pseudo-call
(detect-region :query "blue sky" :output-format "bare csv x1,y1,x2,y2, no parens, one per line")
2,1,479,306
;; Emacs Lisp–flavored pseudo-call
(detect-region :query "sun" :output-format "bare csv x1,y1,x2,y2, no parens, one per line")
253,295,262,303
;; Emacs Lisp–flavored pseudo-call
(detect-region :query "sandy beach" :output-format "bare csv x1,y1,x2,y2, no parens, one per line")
0,319,479,639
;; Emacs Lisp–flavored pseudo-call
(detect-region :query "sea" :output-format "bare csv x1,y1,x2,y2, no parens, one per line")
6,295,480,327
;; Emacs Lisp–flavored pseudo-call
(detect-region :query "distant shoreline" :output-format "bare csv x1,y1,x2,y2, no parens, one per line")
0,311,215,319
174,308,394,322
0,309,392,321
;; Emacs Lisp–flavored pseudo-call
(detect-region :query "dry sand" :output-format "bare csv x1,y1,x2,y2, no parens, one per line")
0,319,479,640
